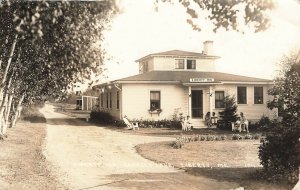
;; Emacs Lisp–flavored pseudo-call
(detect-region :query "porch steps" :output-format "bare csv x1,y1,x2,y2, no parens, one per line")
191,120,206,128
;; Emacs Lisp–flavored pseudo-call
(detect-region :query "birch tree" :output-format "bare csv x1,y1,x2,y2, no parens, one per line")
0,0,116,137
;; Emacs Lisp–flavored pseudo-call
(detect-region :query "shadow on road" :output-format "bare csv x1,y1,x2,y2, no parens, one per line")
45,118,91,126
103,171,238,190
185,167,292,189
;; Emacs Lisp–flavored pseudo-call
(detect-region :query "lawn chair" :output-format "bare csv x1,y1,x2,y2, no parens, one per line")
123,116,139,130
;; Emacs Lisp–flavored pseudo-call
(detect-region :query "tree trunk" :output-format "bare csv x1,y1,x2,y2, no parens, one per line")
10,94,25,128
0,91,9,136
0,34,18,107
2,93,14,135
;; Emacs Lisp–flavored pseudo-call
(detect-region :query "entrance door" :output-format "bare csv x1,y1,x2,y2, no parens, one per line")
191,90,203,118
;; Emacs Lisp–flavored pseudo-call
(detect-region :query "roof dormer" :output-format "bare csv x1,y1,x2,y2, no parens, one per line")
136,41,220,73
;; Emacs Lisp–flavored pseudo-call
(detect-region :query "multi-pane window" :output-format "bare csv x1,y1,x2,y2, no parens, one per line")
187,60,196,69
106,93,109,108
254,87,263,104
215,91,225,108
237,87,247,104
116,91,120,109
150,91,160,111
109,92,112,108
175,59,184,69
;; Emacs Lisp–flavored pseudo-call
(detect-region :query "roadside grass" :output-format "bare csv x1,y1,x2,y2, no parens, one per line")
21,104,46,123
136,140,292,190
0,116,63,189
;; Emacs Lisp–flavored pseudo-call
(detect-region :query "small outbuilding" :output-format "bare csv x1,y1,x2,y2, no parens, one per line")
76,96,99,111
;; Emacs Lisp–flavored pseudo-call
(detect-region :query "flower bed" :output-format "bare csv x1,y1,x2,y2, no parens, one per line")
172,134,261,149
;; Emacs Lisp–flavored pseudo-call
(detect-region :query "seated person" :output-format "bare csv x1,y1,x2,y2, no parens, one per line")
186,115,192,131
232,117,241,132
205,112,212,127
181,116,192,131
240,112,249,132
181,117,186,131
211,112,218,125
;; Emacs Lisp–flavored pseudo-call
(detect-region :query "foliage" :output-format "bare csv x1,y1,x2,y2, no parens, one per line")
232,134,243,140
259,54,300,184
251,115,272,131
0,1,116,135
244,134,253,139
156,0,275,33
21,104,46,123
90,110,114,125
63,93,79,105
267,55,300,126
82,88,99,97
217,95,238,130
172,108,183,121
136,119,182,129
173,133,258,148
258,120,300,184
172,140,183,149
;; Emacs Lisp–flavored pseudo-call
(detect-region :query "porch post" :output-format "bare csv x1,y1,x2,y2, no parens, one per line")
188,86,191,117
81,96,84,110
209,86,214,114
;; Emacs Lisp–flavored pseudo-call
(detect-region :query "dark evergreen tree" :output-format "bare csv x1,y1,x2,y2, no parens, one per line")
218,95,238,130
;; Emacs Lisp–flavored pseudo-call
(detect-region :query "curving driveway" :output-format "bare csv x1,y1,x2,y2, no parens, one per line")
40,104,240,190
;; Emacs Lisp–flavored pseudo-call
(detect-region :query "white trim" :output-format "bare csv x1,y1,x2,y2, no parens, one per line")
136,54,220,62
183,83,221,86
190,87,205,120
222,81,273,85
118,81,181,84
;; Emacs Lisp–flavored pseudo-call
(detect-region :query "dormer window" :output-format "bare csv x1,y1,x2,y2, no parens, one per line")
143,61,148,72
175,59,184,69
187,60,196,69
139,61,148,73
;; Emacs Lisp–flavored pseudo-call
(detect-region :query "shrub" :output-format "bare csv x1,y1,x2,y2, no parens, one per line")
21,105,46,123
221,135,227,140
200,135,206,141
253,134,261,140
258,120,300,184
172,140,183,149
90,110,114,124
244,134,253,139
232,134,243,140
114,120,126,127
134,119,181,129
206,135,215,141
251,115,272,131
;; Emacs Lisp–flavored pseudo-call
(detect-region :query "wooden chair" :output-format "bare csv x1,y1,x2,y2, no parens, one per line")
123,116,139,130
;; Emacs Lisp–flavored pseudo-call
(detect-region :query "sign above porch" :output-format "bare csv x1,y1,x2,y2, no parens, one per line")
189,78,215,83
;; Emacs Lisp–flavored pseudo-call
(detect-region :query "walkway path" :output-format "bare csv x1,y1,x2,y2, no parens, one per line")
40,104,240,190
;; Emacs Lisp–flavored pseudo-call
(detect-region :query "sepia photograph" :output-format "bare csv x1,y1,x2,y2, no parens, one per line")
0,0,299,189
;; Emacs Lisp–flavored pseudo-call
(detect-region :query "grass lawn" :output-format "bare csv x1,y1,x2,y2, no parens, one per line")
137,140,292,190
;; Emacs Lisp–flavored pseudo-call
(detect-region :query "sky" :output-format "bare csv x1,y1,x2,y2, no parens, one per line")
100,0,300,83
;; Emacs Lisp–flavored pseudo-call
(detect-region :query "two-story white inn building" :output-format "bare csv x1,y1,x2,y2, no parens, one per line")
94,41,276,127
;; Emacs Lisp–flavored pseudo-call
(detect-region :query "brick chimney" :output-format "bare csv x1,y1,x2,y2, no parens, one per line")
203,41,213,55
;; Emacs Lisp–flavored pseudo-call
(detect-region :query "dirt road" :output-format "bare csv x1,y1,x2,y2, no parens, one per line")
41,104,241,190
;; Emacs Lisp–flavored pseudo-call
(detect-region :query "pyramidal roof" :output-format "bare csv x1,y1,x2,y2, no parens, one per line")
136,50,220,62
